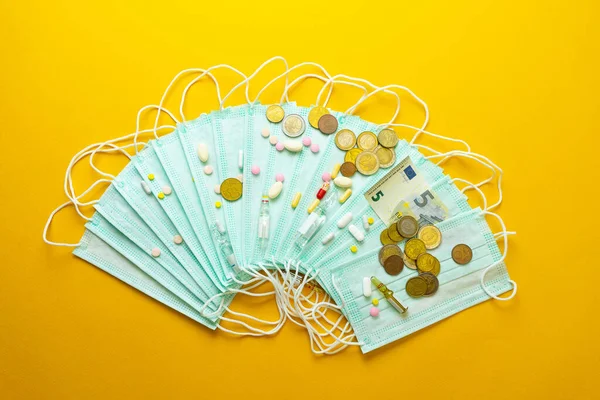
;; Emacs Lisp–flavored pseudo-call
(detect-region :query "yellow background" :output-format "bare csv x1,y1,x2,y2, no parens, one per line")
1,0,598,398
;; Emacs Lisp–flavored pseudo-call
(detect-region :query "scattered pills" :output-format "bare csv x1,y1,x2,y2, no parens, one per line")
147,174,155,181
173,235,183,244
348,224,365,242
322,232,335,245
214,184,221,194
302,137,312,146
308,199,320,214
203,165,213,175
268,181,283,199
368,217,374,225
197,143,209,162
339,188,352,203
238,150,244,170
333,176,352,188
275,173,285,183
291,192,302,209
151,248,161,257
363,215,370,231
275,142,284,151
372,298,379,306
157,192,165,200
350,245,358,253
284,140,303,152
370,307,380,317
331,163,341,179
251,165,260,175
261,128,270,138
310,143,320,153
269,136,278,145
215,201,222,208
321,172,331,182
337,212,353,229
141,181,151,194
363,277,372,297
162,186,172,196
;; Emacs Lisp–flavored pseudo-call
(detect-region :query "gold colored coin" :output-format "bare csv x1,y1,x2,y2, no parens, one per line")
308,106,329,129
420,272,439,296
416,253,440,274
220,178,243,201
377,129,399,148
397,215,419,238
378,244,402,266
340,162,357,177
430,261,440,276
404,238,426,260
282,114,305,137
452,244,473,265
355,151,380,176
417,225,442,250
406,276,428,297
387,223,404,242
383,255,404,276
357,131,378,151
266,105,285,123
335,129,357,151
380,229,396,245
374,146,396,168
402,252,417,270
344,148,363,164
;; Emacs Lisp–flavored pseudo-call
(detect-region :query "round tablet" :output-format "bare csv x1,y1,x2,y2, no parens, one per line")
302,137,312,146
275,142,284,151
251,165,260,175
261,128,270,138
369,307,380,317
322,172,331,182
275,173,285,182
269,136,278,145
310,143,320,153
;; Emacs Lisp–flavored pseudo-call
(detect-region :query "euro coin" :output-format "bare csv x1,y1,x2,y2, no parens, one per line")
308,106,329,129
452,244,473,265
374,146,395,168
340,162,357,177
420,272,439,296
357,131,378,151
380,229,396,245
406,276,428,297
282,114,305,137
344,148,363,164
220,178,243,201
266,105,285,123
404,238,426,260
355,151,380,176
387,222,404,242
416,253,440,274
378,244,402,266
402,252,417,270
377,128,399,148
397,215,419,238
430,261,440,276
335,129,357,151
383,255,404,276
318,114,338,134
417,225,442,250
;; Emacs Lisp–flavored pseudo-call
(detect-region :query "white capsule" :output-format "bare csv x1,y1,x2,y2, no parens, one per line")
363,277,372,297
141,181,151,194
268,181,283,199
348,224,365,242
215,220,226,233
333,176,352,188
337,212,353,229
238,150,243,170
284,140,303,152
197,143,209,162
363,215,370,231
321,232,335,245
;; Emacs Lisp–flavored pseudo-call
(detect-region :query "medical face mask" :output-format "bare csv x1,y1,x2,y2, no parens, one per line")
330,208,514,353
94,184,221,311
74,230,220,329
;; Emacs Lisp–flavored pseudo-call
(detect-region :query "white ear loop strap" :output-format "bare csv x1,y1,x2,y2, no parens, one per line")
481,211,517,301
385,123,472,153
283,74,371,109
452,177,488,210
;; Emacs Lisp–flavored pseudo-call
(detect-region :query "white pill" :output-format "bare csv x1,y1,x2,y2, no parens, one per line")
363,277,372,297
261,128,270,138
322,232,335,245
173,235,183,244
268,181,283,199
284,140,303,152
238,150,243,170
162,186,172,195
333,176,352,188
269,136,278,145
203,165,213,175
363,215,370,231
141,181,151,194
348,224,365,242
215,220,226,233
197,143,209,162
337,212,353,229
214,184,221,194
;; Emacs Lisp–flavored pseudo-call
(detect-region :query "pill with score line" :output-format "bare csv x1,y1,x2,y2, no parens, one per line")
348,224,365,242
337,212,353,229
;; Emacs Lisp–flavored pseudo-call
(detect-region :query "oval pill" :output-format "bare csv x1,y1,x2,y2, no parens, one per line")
363,277,372,297
337,212,353,229
322,232,335,245
197,143,209,162
308,199,320,213
238,150,243,170
339,188,352,203
349,224,365,242
141,181,151,194
284,140,303,152
331,163,341,179
333,176,352,188
214,184,221,194
291,192,302,209
268,181,283,199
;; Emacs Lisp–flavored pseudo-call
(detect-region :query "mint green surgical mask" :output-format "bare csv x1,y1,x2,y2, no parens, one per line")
329,208,514,353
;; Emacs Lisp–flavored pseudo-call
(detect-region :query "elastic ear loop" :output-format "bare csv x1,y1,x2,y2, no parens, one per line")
282,74,371,109
384,123,472,154
481,211,518,301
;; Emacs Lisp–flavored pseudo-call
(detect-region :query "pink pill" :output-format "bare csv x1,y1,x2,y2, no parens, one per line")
369,307,380,317
251,165,260,175
310,143,320,153
302,137,312,146
275,173,285,182
322,172,331,182
275,142,284,151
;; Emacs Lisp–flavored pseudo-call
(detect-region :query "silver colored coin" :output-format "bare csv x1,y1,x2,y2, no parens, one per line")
282,114,306,138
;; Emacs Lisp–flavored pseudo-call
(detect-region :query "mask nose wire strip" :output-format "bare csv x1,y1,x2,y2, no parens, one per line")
481,211,517,301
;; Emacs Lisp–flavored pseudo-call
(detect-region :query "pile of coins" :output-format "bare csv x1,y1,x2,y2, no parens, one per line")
334,127,398,177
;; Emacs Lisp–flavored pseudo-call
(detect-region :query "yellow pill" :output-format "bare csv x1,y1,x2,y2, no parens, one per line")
367,217,374,225
308,199,320,214
148,173,155,181
291,192,302,209
372,298,379,306
157,192,165,200
331,163,341,179
350,245,358,253
339,188,352,203
215,201,222,208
